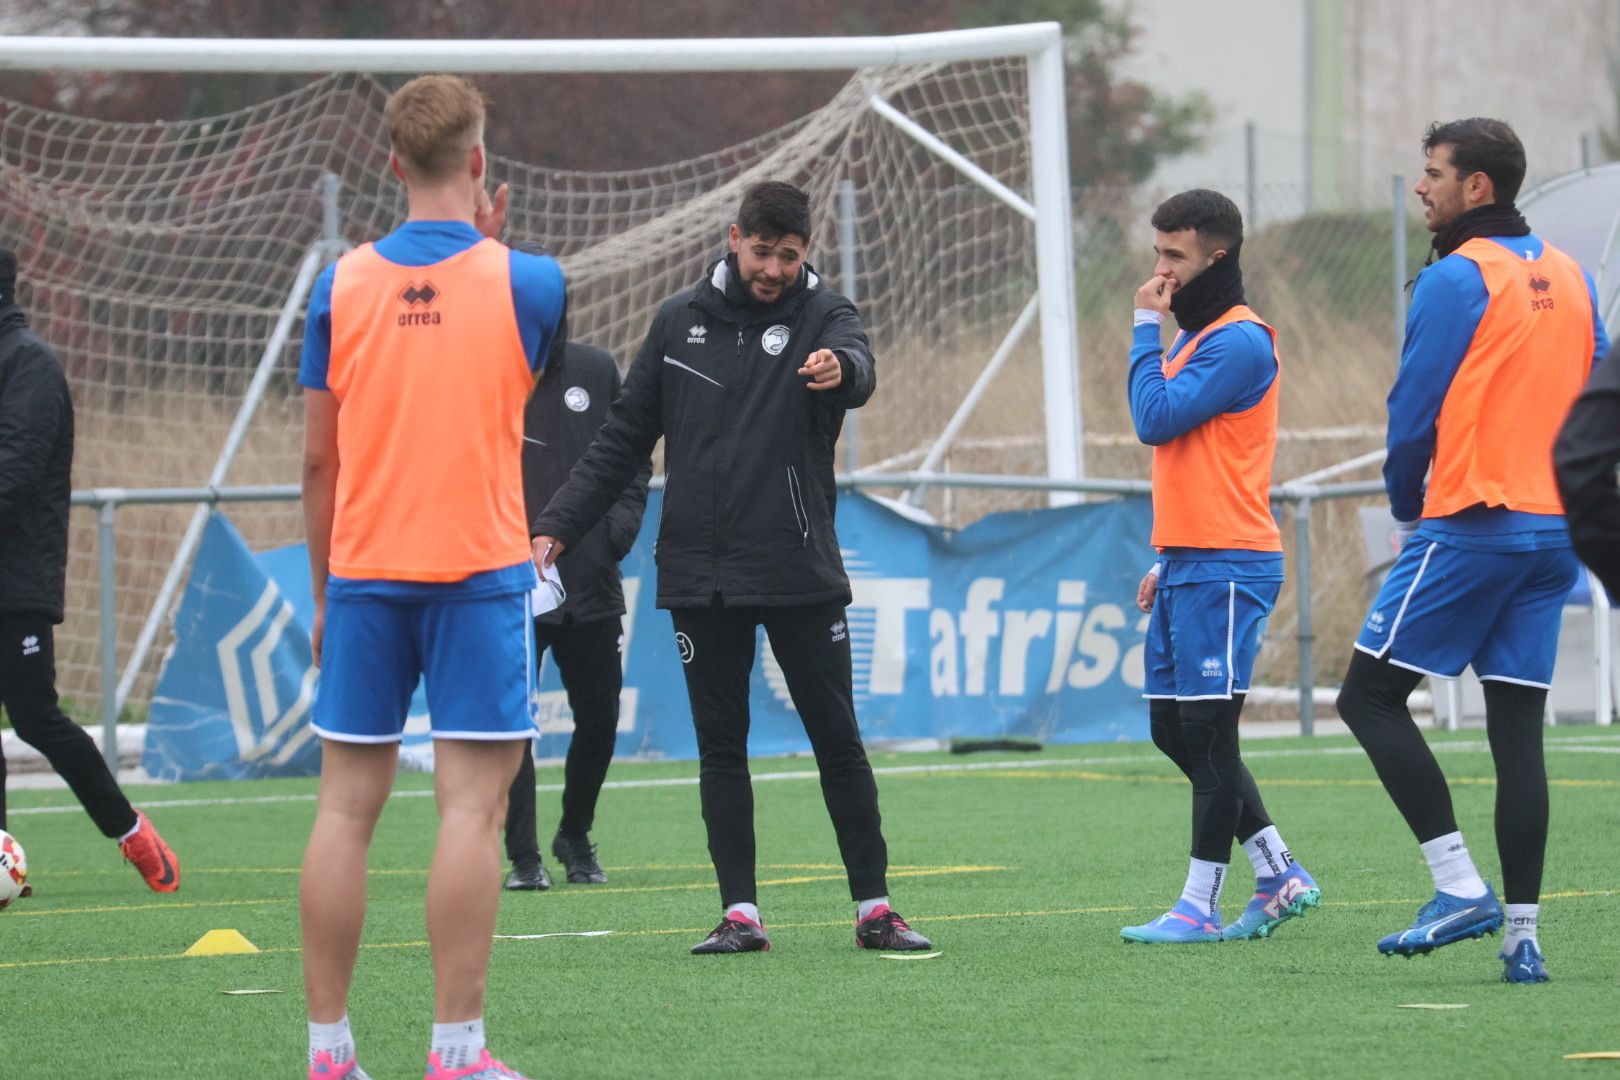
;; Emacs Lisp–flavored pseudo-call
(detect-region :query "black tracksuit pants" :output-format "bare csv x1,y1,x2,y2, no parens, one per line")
0,614,137,838
1337,649,1550,905
505,615,623,864
670,598,888,908
1148,694,1276,863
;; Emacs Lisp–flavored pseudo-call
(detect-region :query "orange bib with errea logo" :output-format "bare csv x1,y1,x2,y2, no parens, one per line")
1423,237,1595,519
326,238,535,582
1150,305,1282,552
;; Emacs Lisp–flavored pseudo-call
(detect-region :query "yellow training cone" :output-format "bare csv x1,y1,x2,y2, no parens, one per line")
184,929,261,957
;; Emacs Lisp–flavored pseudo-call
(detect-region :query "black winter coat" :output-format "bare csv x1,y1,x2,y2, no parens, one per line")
1554,355,1620,597
533,258,875,608
524,341,652,624
0,303,74,622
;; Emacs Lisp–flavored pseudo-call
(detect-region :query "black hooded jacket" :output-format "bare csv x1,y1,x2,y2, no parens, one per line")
0,302,74,622
533,258,876,608
524,341,652,624
1554,354,1620,597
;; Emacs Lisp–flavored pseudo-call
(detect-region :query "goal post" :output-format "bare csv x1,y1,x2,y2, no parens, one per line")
0,25,1083,716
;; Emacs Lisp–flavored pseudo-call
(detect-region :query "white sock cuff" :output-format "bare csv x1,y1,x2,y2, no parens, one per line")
1418,831,1467,861
430,1018,484,1071
431,1019,483,1043
725,902,762,925
857,896,890,921
1504,904,1540,949
309,1016,353,1061
1240,826,1292,878
1180,858,1228,918
1418,831,1487,899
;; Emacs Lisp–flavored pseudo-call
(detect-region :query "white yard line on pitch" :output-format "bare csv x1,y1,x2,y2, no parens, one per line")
10,734,1620,817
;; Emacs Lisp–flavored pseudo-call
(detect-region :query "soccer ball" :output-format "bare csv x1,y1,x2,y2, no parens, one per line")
0,829,30,911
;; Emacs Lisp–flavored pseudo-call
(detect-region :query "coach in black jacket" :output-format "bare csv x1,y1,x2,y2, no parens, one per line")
504,339,651,891
0,250,180,889
532,182,931,955
1554,355,1620,597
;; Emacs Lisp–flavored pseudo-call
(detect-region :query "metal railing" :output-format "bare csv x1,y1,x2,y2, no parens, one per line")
68,471,1412,769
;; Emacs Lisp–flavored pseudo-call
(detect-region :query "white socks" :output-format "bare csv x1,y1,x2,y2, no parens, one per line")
1420,831,1488,899
1504,904,1539,953
308,1016,354,1066
726,902,762,926
1180,858,1227,918
430,1018,484,1071
857,896,890,921
1240,826,1294,880
315,1016,490,1071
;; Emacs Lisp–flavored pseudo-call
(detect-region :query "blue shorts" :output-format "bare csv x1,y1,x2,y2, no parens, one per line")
1355,539,1579,688
312,590,536,743
1145,579,1280,701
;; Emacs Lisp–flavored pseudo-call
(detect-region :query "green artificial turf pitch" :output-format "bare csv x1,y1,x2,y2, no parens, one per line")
6,730,1620,1078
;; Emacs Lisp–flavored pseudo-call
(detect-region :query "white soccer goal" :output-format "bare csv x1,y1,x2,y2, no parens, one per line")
0,26,1081,717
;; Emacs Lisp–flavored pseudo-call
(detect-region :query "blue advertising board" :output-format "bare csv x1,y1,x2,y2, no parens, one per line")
143,492,1155,780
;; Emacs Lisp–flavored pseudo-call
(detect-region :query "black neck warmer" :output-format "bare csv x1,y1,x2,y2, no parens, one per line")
1169,243,1246,334
1427,202,1530,266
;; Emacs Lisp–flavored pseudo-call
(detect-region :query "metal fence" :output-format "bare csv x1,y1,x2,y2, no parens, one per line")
65,471,1410,769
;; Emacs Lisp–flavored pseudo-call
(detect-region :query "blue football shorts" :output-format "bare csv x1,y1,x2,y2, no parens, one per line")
1144,579,1280,701
1355,538,1579,688
312,589,536,742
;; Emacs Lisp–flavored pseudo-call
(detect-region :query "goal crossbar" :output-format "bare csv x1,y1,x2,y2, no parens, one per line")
0,25,1061,74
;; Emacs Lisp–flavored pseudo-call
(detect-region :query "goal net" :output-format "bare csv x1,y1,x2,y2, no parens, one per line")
0,40,1067,714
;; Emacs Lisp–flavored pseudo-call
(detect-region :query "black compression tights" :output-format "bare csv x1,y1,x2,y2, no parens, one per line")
1336,650,1549,904
1150,695,1273,864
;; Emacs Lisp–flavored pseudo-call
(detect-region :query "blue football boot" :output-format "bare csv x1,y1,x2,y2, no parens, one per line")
1121,899,1223,944
1223,863,1321,940
1500,939,1550,984
1377,885,1503,956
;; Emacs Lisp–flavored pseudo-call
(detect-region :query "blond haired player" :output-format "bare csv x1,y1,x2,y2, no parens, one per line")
298,75,564,1080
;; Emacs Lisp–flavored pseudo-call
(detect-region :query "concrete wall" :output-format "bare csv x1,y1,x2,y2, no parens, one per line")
1121,0,1619,201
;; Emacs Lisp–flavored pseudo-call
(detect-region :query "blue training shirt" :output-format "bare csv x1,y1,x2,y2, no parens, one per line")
1386,234,1610,553
299,220,566,599
1129,315,1285,585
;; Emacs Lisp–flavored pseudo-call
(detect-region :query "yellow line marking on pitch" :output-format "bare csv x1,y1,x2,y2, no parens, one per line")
40,862,903,878
8,889,1617,972
10,866,1005,917
970,769,1620,790
8,897,289,918
475,865,1007,898
614,904,1142,939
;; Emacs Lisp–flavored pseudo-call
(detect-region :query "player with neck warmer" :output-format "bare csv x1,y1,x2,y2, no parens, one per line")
1335,118,1608,984
1119,189,1322,945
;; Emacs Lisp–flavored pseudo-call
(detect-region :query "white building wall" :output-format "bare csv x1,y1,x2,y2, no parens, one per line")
1344,0,1619,188
1120,0,1618,201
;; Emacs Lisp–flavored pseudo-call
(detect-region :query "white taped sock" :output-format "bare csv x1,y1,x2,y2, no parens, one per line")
308,1016,353,1066
857,896,889,921
725,902,762,926
430,1018,484,1071
1180,858,1227,918
1504,904,1539,952
1419,831,1488,899
1240,826,1294,879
